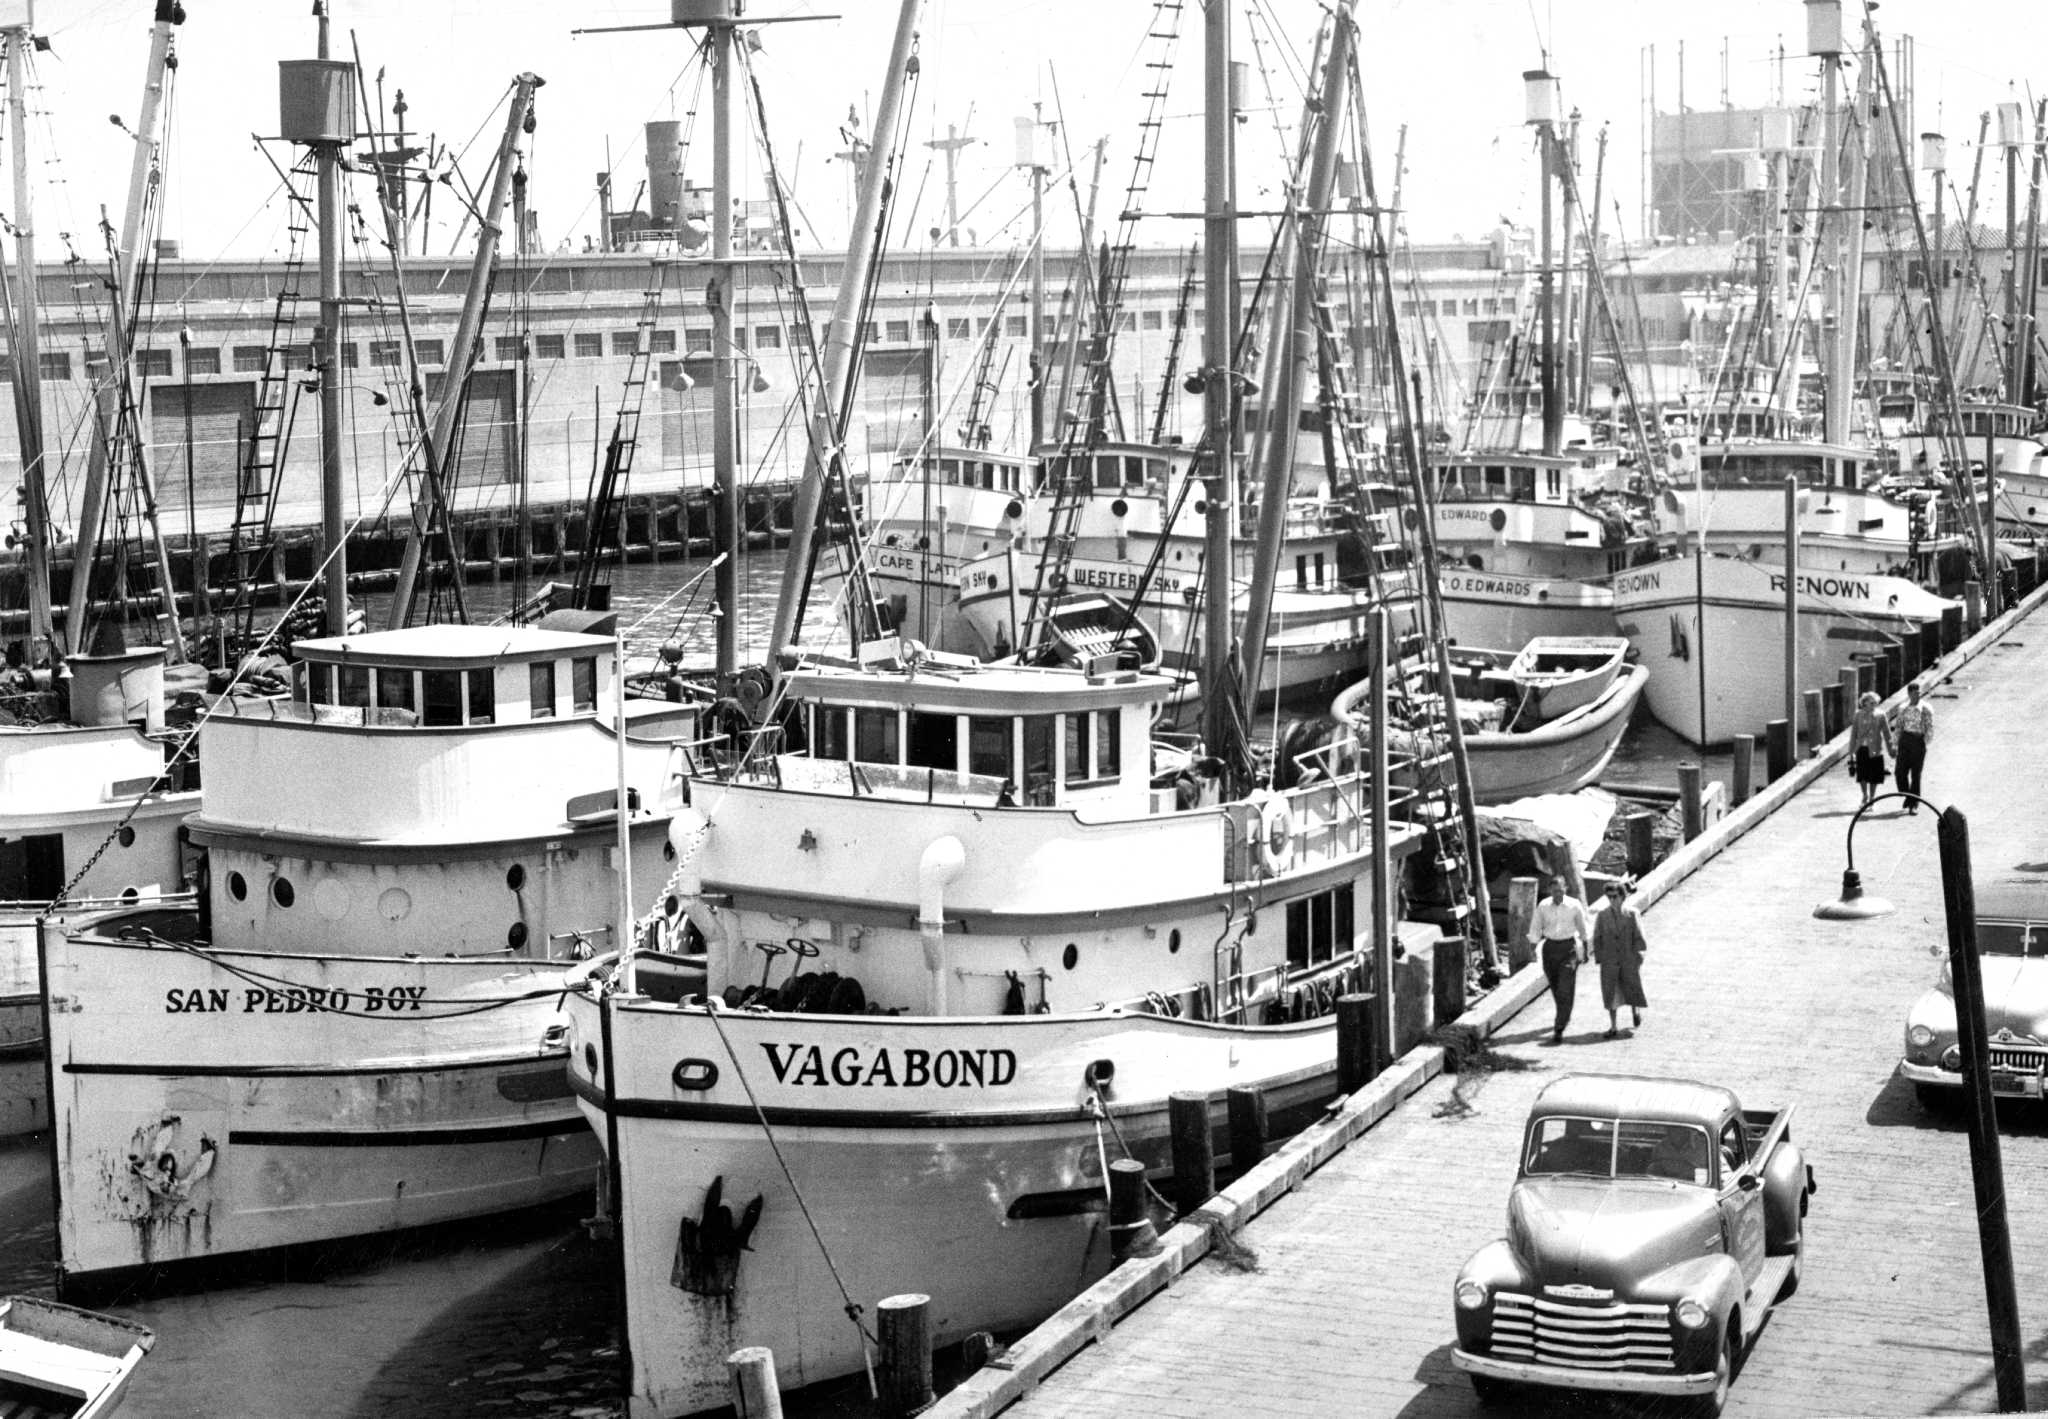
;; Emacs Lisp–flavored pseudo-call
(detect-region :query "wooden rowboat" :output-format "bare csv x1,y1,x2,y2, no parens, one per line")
0,1297,154,1419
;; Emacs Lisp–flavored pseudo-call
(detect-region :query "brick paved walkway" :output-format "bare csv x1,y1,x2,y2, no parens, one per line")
1002,635,2048,1418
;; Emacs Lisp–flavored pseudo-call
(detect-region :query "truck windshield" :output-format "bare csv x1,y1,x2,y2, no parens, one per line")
1524,1116,1713,1185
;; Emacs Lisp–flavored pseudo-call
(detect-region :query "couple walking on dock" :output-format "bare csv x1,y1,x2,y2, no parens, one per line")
1529,877,1648,1043
1851,681,1935,810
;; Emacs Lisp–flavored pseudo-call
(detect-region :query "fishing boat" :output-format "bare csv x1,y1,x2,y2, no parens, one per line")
0,650,198,1137
39,620,699,1288
0,1296,154,1419
1332,637,1646,805
560,6,1484,1414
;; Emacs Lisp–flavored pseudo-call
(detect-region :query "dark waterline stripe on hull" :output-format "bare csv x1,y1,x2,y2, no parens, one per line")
61,1053,567,1079
229,1116,591,1148
568,1064,1334,1130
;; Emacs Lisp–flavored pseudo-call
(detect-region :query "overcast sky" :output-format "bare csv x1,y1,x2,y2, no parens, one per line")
15,0,2046,266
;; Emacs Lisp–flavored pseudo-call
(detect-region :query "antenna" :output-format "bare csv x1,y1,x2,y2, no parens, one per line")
923,108,978,248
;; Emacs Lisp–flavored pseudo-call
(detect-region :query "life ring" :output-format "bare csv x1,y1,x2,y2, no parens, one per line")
1248,790,1295,876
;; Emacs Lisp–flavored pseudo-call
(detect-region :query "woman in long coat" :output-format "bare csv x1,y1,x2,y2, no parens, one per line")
1592,879,1649,1038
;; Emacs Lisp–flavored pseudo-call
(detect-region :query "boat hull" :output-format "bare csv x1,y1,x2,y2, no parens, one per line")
1611,556,1955,747
1463,665,1647,803
1435,567,1619,647
40,912,600,1287
568,997,1351,1418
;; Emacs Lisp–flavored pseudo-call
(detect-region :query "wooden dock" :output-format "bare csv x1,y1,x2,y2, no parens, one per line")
925,572,2048,1418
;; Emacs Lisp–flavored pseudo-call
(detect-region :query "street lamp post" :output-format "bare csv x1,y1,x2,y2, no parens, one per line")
1815,792,2026,1411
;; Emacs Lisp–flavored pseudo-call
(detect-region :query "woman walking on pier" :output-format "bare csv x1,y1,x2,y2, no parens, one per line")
1850,690,1893,808
1895,681,1933,811
1593,878,1649,1039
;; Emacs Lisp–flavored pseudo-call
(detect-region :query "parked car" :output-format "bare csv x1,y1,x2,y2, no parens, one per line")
1901,885,2048,1108
1451,1074,1815,1416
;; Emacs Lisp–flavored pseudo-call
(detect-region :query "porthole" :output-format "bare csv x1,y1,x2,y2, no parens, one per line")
1168,929,1182,955
227,871,247,902
584,1043,599,1077
117,825,136,848
119,886,138,902
1062,943,1079,971
271,877,296,909
508,921,529,950
506,864,527,892
663,839,677,862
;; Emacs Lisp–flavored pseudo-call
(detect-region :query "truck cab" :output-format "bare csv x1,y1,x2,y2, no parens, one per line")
1451,1074,1815,1415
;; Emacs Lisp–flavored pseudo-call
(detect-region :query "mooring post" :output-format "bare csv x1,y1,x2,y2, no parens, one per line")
1803,688,1826,753
1108,1157,1155,1261
1506,876,1538,971
1169,1092,1214,1216
1226,1086,1268,1174
1623,813,1656,879
1731,735,1754,805
1336,992,1376,1092
1765,718,1792,781
727,1346,783,1419
1678,762,1704,843
876,1294,933,1419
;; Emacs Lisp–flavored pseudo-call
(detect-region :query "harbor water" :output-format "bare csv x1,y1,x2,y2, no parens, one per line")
4,549,1715,1418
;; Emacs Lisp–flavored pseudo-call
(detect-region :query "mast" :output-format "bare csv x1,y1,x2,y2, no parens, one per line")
3,14,50,661
1239,3,1352,707
767,0,923,665
712,18,737,675
313,5,350,635
1198,0,1237,760
1812,0,1846,444
1024,107,1047,447
386,73,543,628
1526,68,1562,457
64,0,185,659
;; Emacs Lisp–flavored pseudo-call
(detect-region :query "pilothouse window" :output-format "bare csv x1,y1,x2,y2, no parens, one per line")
423,670,463,727
967,716,1012,779
529,662,556,718
571,657,598,712
467,668,496,724
907,711,958,771
854,707,900,765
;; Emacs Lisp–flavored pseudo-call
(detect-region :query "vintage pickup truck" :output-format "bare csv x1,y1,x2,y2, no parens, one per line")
1451,1074,1815,1416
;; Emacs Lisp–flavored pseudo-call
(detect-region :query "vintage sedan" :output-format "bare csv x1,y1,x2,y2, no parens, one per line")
1901,886,2048,1108
1451,1074,1814,1416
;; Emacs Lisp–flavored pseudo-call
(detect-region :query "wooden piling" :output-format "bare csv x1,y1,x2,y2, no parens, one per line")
1506,877,1539,971
1803,689,1826,753
1766,718,1793,781
1731,735,1754,805
727,1347,783,1419
1336,993,1376,1093
1882,643,1905,696
1966,579,1984,632
1623,814,1656,879
1823,682,1844,737
1678,762,1704,843
1941,604,1964,652
1900,627,1921,680
877,1294,933,1419
1108,1157,1155,1261
1919,618,1941,671
1226,1086,1268,1173
1168,1092,1214,1216
1434,931,1467,1026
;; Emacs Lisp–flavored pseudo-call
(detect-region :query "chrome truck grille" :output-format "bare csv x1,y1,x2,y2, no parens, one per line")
1988,1046,2047,1071
1489,1291,1676,1371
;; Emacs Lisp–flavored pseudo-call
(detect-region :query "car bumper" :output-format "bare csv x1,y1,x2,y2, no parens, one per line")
1451,1348,1720,1396
1899,1059,1955,1086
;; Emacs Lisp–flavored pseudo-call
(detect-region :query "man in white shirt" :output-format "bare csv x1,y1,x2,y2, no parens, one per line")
1527,877,1591,1044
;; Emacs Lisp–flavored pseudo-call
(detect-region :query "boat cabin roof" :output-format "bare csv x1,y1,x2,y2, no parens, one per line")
294,624,613,670
783,658,1169,716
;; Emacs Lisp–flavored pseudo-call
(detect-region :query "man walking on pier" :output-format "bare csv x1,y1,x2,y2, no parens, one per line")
1528,878,1591,1045
1895,680,1934,810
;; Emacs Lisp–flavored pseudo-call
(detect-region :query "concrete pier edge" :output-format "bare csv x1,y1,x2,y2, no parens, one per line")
919,573,2048,1419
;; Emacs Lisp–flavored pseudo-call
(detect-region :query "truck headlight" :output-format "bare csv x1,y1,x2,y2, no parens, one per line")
1674,1297,1709,1329
1942,1045,1963,1071
1455,1280,1489,1311
1908,1024,1935,1049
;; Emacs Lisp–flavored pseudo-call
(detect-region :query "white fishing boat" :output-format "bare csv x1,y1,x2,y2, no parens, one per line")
38,619,701,1290
0,1296,154,1419
1619,436,1965,745
1496,635,1629,720
564,646,1426,1414
0,650,199,1137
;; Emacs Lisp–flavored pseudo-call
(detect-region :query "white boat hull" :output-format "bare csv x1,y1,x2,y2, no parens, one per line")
1611,556,1955,747
567,998,1350,1418
1435,567,1619,648
41,913,599,1286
